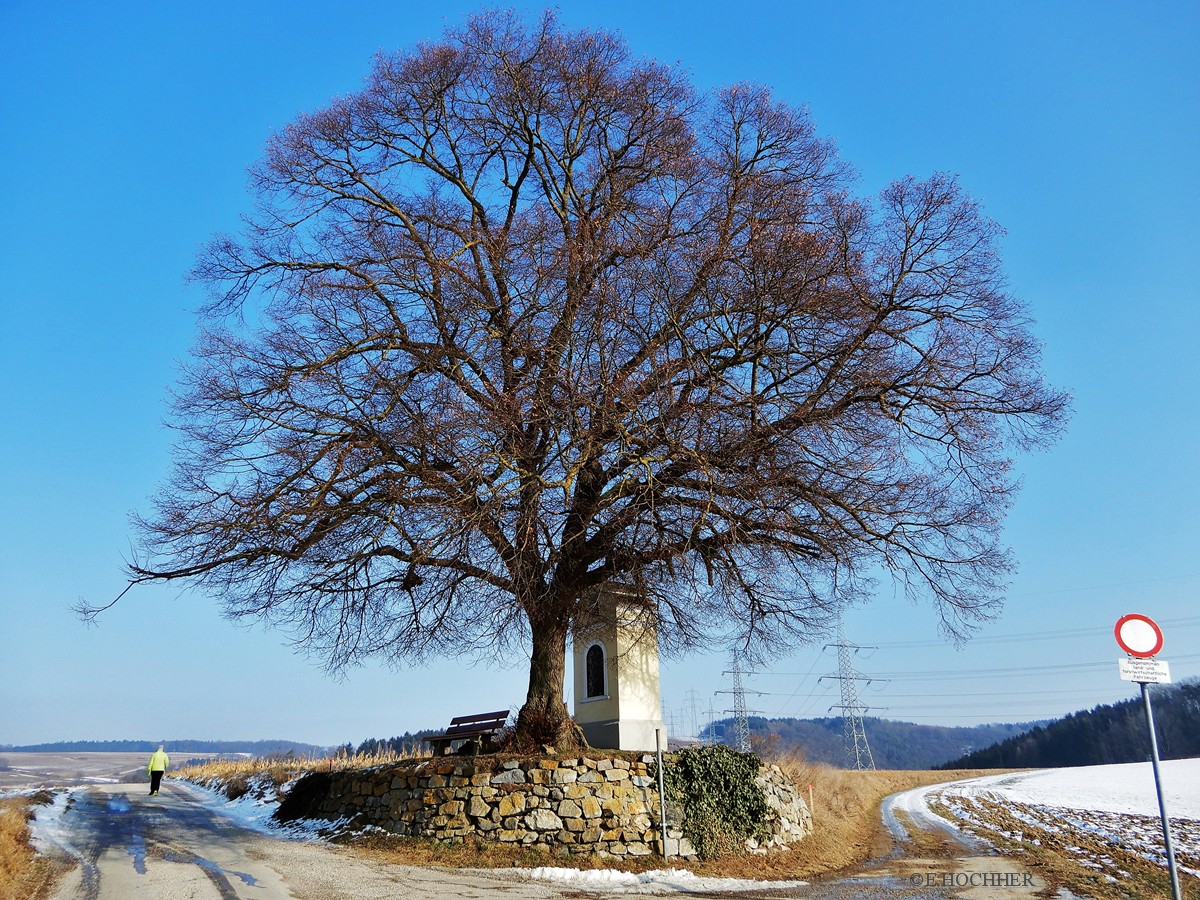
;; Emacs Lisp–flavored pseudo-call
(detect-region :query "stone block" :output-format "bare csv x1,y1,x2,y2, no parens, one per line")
497,794,526,817
467,797,491,818
665,836,697,859
492,769,526,785
557,799,582,818
563,817,585,832
603,769,628,782
550,768,578,784
525,809,564,831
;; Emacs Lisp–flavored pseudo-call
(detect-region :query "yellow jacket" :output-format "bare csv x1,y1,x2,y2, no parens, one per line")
147,749,169,773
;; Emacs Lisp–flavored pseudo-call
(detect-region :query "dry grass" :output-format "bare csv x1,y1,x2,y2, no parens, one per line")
174,749,421,799
0,794,59,900
686,754,996,880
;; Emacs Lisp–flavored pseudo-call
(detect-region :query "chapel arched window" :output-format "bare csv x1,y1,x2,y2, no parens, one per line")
585,644,606,698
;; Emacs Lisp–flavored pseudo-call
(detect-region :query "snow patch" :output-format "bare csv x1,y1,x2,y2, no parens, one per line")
528,866,807,893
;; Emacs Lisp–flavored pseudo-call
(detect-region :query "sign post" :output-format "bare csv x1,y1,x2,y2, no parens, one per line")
1115,614,1182,900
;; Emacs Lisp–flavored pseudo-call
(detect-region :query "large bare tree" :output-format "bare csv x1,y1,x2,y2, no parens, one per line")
91,11,1067,747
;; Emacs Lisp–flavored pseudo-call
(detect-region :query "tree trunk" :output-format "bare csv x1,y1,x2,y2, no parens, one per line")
513,619,587,752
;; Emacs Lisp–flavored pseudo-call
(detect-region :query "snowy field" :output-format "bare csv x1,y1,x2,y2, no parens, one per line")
0,752,148,790
930,759,1200,886
948,759,1200,818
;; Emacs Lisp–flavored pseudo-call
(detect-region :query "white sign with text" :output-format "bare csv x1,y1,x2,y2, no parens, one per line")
1118,657,1172,684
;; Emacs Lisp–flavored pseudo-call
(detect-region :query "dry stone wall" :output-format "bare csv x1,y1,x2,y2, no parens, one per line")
282,754,810,860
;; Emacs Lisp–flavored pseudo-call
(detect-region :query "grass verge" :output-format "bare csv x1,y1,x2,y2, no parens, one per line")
173,749,421,800
929,793,1199,900
0,793,60,900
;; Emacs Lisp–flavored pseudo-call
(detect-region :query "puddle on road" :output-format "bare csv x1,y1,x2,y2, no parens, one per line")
126,833,146,875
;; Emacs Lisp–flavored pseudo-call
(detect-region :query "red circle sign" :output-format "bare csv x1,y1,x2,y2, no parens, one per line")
1115,614,1164,658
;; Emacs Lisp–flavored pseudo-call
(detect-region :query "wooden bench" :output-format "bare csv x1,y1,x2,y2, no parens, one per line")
425,709,510,756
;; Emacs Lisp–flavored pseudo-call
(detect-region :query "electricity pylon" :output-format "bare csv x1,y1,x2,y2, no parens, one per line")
717,650,763,752
821,621,881,770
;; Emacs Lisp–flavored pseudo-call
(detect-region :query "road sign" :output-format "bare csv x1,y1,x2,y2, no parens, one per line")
1119,657,1172,684
1114,617,1182,899
1115,613,1163,658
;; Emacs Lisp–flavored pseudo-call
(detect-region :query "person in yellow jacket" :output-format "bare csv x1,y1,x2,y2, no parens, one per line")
147,745,169,796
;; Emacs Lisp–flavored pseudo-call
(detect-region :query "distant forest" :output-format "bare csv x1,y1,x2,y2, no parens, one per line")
347,731,437,756
938,679,1200,769
0,739,330,755
702,717,1043,769
15,680,1197,769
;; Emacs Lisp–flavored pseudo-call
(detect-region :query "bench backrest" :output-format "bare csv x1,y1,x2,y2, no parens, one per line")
444,710,509,735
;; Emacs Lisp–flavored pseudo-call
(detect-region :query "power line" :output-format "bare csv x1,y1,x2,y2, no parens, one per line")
856,616,1200,650
766,653,1200,681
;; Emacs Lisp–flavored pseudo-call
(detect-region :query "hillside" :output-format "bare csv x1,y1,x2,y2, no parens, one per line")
702,716,1042,769
939,679,1200,769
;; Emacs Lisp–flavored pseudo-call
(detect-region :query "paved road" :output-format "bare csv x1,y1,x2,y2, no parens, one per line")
34,781,572,900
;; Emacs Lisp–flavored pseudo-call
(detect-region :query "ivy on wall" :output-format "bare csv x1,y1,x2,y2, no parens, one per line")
656,745,771,859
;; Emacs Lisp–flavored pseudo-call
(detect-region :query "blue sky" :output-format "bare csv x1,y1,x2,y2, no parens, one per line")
1,0,1197,749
